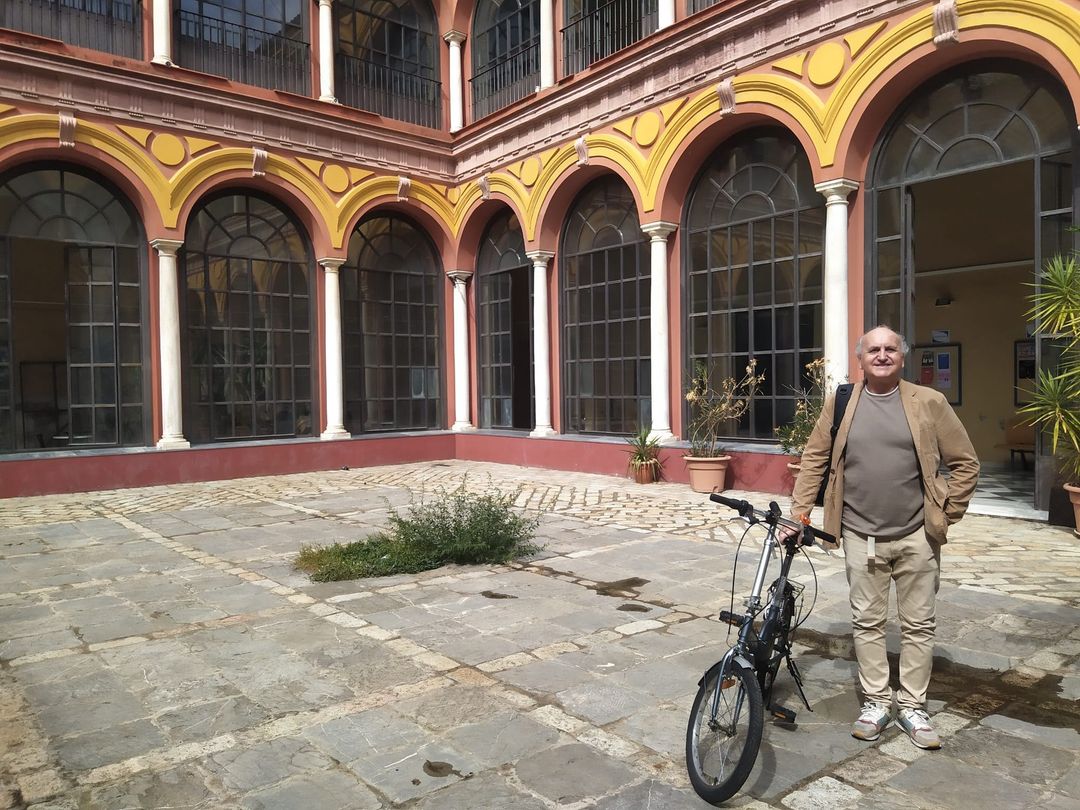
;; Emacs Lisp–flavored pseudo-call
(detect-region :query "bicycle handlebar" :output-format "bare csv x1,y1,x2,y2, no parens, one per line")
709,493,836,546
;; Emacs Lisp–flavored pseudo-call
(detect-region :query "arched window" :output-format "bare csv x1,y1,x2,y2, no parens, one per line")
183,193,314,443
562,0,656,75
561,176,650,435
476,210,532,429
176,0,309,93
0,166,145,453
342,214,442,432
685,131,824,439
870,64,1073,333
335,0,441,128
472,0,540,119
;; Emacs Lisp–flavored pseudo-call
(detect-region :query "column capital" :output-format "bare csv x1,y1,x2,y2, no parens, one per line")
640,221,678,239
317,0,333,6
318,257,346,272
526,250,555,263
447,269,473,283
150,238,183,254
443,30,466,45
814,178,859,201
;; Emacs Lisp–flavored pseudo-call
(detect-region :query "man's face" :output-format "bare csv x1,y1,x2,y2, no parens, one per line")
858,328,905,388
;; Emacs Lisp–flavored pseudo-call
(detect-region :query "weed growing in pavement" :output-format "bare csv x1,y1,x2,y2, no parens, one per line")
293,479,542,581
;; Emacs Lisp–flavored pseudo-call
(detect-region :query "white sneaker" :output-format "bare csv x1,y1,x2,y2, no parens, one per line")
896,707,941,749
851,701,891,741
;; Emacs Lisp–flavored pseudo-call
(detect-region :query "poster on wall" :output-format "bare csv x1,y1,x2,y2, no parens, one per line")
1015,339,1036,406
913,344,961,405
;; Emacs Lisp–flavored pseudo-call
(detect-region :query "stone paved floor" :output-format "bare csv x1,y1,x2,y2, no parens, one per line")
1,460,1078,809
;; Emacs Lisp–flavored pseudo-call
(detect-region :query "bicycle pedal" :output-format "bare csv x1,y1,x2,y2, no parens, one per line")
770,705,797,723
718,610,742,626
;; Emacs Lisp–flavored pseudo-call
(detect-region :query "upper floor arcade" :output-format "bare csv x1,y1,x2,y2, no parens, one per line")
1,0,767,132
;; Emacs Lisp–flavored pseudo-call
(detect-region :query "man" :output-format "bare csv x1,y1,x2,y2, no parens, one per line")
789,325,979,749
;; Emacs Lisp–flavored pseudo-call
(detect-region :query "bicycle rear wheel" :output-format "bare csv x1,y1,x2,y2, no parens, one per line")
685,660,763,805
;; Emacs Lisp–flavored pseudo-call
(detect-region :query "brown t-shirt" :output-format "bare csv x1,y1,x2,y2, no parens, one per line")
842,387,924,538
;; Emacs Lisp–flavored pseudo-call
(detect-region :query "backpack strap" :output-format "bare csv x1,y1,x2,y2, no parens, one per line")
830,383,854,441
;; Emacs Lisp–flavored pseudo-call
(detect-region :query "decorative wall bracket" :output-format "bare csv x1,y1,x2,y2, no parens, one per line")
397,175,412,201
717,78,737,116
252,147,267,177
478,174,491,200
575,136,589,166
933,0,959,45
58,112,76,148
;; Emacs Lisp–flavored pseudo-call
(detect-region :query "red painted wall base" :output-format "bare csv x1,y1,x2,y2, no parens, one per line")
0,433,795,499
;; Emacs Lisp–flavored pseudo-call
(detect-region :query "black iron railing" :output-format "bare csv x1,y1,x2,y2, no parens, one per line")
562,0,656,75
336,52,441,129
471,40,540,120
1,0,142,59
175,10,310,95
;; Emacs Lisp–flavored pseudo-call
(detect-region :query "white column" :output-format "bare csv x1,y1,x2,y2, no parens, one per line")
539,0,555,89
527,251,555,437
641,222,677,444
448,271,476,431
658,0,675,29
320,259,349,440
444,31,466,132
151,239,189,449
814,179,860,388
151,0,173,65
318,0,338,103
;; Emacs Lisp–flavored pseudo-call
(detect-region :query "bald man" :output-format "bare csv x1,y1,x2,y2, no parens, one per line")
789,325,979,749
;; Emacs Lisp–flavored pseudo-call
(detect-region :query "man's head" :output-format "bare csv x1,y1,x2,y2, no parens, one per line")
855,325,908,392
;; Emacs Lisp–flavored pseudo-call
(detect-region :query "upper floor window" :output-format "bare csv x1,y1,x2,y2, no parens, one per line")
176,0,310,95
2,0,142,59
472,0,540,120
562,0,656,75
335,0,441,128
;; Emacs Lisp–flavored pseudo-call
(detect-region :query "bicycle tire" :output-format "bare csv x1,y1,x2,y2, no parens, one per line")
685,660,764,805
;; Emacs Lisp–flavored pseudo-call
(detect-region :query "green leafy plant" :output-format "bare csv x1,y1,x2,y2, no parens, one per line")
1020,252,1080,483
294,480,542,581
774,357,832,457
626,425,662,481
684,359,765,457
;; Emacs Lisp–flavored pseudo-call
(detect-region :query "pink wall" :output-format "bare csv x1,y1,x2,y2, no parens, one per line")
0,434,794,499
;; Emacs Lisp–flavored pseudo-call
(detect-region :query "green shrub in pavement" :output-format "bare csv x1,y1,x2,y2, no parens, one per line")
294,482,541,581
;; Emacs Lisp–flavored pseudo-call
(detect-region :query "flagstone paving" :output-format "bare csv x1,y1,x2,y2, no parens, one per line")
1,460,1078,809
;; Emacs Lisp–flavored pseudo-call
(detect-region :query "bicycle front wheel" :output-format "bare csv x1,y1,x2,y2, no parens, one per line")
685,660,763,805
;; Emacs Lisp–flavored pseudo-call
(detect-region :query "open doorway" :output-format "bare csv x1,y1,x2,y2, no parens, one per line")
910,161,1041,518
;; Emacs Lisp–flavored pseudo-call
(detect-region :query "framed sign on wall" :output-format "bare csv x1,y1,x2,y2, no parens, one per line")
1014,339,1036,406
914,344,961,406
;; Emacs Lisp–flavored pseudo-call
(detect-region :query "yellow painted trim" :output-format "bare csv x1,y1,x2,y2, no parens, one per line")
640,88,719,211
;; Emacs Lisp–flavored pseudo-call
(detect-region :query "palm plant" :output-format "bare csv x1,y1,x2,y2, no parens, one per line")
626,425,662,483
1020,252,1080,485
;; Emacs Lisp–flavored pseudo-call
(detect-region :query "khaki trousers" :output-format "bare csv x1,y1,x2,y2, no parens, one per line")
843,528,941,709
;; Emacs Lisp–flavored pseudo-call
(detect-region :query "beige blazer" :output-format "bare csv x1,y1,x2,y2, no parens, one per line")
791,380,980,549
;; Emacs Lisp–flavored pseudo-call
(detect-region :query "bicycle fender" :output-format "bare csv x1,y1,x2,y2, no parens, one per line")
697,655,753,687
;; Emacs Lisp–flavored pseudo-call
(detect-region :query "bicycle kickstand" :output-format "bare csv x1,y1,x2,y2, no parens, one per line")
786,654,813,713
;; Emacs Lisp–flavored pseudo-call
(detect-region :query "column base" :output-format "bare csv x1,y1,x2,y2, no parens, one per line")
648,429,677,445
151,56,174,66
529,426,557,438
156,436,190,450
320,428,351,441
319,95,339,104
451,422,476,432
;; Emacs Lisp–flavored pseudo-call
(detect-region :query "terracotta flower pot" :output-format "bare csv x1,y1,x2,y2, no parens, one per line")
683,455,732,493
1065,483,1080,538
630,462,660,484
786,457,802,475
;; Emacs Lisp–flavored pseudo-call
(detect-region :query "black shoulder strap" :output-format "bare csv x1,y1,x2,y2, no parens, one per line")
830,383,854,439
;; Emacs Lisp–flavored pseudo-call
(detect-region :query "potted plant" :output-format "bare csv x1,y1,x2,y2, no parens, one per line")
774,357,832,475
1020,252,1080,536
683,359,765,493
626,426,662,484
